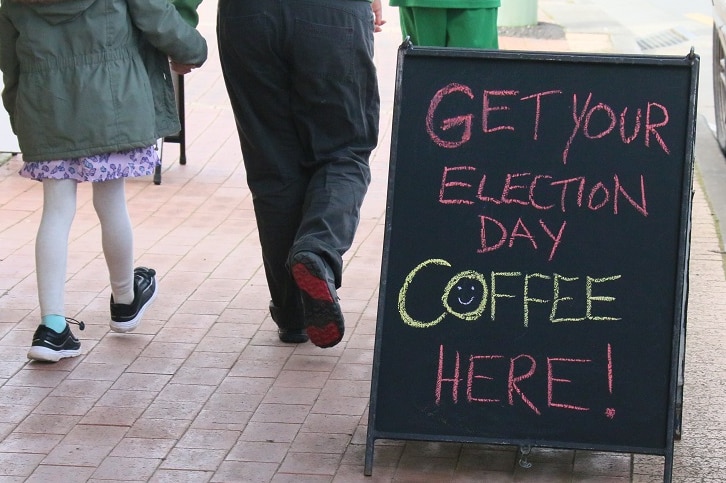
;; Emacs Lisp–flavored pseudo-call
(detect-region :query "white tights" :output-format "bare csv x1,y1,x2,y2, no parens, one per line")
36,178,135,317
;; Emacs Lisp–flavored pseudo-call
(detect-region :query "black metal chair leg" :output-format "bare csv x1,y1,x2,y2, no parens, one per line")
177,75,186,165
156,73,186,185
153,138,163,185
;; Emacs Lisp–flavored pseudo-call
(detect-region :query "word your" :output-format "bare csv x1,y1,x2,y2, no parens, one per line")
398,258,621,328
435,343,615,416
426,85,671,164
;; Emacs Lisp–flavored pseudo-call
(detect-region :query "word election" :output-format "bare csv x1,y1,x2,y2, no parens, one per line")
426,84,671,164
434,343,616,416
439,169,648,216
398,258,622,328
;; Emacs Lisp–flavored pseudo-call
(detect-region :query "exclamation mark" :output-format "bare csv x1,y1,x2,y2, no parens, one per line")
605,343,615,419
607,343,613,394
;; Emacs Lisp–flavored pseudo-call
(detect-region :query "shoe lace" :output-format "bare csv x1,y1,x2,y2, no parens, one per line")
66,317,85,331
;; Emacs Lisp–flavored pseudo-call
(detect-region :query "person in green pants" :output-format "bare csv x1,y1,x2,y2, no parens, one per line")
391,0,500,48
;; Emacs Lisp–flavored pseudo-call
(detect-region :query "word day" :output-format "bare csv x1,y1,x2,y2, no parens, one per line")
398,258,622,328
425,84,672,165
434,343,616,417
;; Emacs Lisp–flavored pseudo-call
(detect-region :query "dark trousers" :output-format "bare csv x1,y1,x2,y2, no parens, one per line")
217,0,380,328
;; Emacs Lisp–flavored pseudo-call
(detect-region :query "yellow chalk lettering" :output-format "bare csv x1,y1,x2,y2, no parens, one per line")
524,273,551,327
586,275,622,321
399,258,449,328
490,272,521,321
551,273,585,323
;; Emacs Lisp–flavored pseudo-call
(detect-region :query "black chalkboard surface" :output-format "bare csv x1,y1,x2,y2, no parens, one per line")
365,44,698,481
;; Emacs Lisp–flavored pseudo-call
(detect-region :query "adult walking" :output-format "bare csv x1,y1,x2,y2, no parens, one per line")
217,0,384,348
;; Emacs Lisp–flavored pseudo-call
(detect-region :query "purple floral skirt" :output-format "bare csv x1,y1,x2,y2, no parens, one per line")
19,145,160,182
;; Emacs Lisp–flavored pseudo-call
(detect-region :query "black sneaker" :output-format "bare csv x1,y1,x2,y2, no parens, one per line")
269,301,309,343
110,267,157,333
277,327,309,343
27,318,85,362
290,251,344,348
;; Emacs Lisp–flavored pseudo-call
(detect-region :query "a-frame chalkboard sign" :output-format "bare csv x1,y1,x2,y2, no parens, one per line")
365,42,699,482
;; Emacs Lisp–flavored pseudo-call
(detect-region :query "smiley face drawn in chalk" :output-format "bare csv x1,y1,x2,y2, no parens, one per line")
440,269,488,321
447,276,484,312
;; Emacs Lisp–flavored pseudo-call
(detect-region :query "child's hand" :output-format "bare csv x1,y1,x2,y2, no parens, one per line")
170,61,196,75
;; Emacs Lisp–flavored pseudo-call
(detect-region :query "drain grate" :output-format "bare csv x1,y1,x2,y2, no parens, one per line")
636,28,691,50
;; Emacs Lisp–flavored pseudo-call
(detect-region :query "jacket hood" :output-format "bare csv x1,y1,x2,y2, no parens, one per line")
14,0,98,25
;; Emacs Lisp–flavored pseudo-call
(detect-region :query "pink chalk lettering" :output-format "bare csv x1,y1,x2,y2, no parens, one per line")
482,90,518,133
467,354,505,403
619,107,642,144
539,219,567,261
583,103,617,140
439,165,476,205
645,102,670,154
530,175,556,210
427,83,474,149
607,343,613,394
520,90,562,140
547,357,591,411
478,215,508,253
501,173,532,206
508,354,541,415
563,92,593,164
477,173,503,204
436,344,462,404
550,177,586,211
614,174,647,216
587,182,610,210
509,218,538,250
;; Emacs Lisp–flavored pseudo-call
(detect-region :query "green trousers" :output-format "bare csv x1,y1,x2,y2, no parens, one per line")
399,6,499,49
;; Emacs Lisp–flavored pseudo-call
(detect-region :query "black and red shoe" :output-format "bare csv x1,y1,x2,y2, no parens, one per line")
291,252,344,348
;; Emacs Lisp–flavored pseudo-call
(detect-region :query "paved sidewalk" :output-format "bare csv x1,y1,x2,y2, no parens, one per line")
1,1,725,481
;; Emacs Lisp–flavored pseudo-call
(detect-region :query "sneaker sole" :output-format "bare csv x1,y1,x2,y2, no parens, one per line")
291,256,344,348
278,329,309,344
109,287,158,333
27,346,81,362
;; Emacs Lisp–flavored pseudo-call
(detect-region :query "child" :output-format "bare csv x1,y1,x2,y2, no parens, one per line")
0,0,207,362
